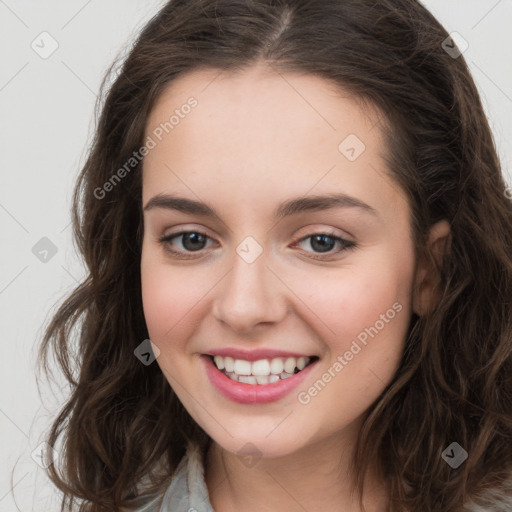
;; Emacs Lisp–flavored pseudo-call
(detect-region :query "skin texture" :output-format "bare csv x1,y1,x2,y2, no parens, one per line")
140,63,450,512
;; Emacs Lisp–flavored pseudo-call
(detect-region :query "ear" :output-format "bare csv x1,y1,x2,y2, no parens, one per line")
412,219,451,316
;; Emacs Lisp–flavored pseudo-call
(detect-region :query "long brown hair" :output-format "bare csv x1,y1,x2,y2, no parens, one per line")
39,0,512,510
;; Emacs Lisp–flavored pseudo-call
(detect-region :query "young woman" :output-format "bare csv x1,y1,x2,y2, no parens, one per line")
40,1,512,511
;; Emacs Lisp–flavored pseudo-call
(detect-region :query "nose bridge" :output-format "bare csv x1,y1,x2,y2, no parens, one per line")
212,240,286,332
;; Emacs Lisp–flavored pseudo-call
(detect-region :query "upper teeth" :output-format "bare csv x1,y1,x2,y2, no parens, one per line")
213,355,310,376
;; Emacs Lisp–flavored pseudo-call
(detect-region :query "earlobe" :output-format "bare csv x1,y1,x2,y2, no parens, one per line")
412,219,451,316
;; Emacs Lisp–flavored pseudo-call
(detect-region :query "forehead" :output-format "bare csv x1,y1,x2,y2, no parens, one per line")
142,63,404,222
145,63,381,145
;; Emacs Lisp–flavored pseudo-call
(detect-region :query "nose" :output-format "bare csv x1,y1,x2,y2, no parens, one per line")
211,247,288,334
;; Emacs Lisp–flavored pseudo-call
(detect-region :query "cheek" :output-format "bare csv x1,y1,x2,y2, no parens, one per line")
292,264,413,427
288,247,414,365
140,250,207,347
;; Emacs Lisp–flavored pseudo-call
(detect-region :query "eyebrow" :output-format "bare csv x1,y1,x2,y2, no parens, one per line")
143,192,378,219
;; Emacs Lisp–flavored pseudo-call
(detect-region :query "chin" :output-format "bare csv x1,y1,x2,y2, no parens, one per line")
208,424,312,460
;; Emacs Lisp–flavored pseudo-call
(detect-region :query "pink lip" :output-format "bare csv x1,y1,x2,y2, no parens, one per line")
203,348,315,362
201,354,318,404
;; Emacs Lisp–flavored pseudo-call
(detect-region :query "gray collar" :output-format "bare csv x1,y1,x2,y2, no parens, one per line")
136,441,512,512
157,441,215,512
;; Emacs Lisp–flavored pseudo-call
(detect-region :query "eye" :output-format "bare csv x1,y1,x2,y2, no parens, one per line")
293,232,356,260
158,229,356,260
158,230,215,258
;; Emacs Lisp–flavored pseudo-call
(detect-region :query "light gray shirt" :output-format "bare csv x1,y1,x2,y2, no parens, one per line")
134,442,215,512
134,442,512,512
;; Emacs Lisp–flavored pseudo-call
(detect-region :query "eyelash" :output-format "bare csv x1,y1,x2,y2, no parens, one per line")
157,230,356,261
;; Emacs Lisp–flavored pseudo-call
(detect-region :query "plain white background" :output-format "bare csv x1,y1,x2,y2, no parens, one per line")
0,1,511,510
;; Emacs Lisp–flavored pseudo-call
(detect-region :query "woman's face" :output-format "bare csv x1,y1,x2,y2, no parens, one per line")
141,63,418,458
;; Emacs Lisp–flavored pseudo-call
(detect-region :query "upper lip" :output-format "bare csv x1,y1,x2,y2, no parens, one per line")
203,348,317,362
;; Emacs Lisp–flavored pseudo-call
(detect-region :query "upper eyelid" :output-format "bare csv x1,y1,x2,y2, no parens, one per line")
160,223,353,240
160,229,353,250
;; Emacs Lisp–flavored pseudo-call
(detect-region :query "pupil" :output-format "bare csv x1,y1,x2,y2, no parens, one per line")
183,233,206,251
311,234,334,252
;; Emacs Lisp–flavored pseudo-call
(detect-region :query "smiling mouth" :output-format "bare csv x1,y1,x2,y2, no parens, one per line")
207,354,319,385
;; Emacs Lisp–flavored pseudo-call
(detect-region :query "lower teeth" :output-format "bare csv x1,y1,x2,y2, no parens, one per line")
222,370,298,385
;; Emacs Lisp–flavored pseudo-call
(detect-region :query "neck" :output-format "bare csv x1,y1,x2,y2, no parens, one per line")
204,430,389,512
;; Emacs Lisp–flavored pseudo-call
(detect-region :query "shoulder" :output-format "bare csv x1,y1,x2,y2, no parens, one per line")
130,446,512,512
132,441,215,512
463,472,512,512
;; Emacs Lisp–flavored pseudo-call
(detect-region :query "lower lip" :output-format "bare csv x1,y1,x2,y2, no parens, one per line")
201,355,318,404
